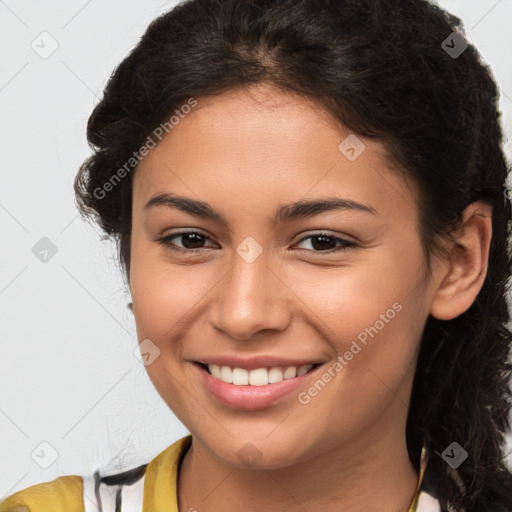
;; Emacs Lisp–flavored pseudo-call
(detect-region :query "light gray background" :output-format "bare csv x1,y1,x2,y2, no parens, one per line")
1,0,511,497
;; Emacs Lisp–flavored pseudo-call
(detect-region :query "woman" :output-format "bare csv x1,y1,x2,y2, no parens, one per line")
1,0,511,511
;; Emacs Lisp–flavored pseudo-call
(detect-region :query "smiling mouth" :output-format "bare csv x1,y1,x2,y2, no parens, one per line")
196,362,321,387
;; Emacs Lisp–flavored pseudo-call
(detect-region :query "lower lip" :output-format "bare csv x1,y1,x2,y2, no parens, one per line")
194,363,320,410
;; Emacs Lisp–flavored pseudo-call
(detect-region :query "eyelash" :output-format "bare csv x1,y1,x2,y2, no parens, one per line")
157,230,358,254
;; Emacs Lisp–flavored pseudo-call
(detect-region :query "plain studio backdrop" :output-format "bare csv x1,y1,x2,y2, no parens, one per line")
1,0,511,497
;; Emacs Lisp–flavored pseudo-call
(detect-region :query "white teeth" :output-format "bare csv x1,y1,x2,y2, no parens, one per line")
249,368,267,386
220,365,232,383
210,364,222,380
232,368,249,385
207,364,314,386
283,367,297,379
268,367,284,383
296,364,310,377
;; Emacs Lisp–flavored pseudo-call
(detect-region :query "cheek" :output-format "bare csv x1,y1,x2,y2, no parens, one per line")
130,228,197,316
129,241,224,385
299,274,424,437
305,252,420,338
307,268,421,378
132,265,198,314
307,242,426,387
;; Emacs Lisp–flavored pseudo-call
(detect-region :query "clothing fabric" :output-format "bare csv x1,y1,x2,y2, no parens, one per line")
0,435,440,511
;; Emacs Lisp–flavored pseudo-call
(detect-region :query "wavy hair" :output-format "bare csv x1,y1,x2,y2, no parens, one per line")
74,0,512,509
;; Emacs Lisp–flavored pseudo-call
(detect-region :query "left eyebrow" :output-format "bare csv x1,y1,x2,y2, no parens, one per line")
273,197,378,223
143,192,378,227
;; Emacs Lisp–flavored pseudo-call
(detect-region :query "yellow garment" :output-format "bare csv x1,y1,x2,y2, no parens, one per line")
141,434,192,511
0,435,428,511
0,475,84,512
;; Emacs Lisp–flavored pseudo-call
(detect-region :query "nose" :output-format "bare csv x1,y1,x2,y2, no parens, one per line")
210,250,292,340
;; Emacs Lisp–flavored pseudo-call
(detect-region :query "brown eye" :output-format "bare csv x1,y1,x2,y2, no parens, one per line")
158,231,216,253
294,233,357,253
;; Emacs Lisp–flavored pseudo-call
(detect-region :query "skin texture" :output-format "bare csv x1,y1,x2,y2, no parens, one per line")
129,84,492,512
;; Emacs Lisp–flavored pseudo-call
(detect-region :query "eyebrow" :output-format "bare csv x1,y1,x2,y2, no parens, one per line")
144,192,378,226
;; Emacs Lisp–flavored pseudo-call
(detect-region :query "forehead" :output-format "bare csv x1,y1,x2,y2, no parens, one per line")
133,84,419,223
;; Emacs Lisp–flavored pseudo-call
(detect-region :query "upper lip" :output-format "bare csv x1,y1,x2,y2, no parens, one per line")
194,355,324,371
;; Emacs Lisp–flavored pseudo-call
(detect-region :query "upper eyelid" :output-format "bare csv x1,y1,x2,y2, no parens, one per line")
161,229,351,239
160,230,356,248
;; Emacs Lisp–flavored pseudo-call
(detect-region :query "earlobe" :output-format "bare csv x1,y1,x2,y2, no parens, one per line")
430,201,493,321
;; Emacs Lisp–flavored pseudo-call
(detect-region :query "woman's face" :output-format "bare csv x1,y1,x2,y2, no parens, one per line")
129,84,439,467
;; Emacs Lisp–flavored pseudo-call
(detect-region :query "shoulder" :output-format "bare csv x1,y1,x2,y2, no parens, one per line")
0,475,84,512
0,435,193,512
0,464,149,512
0,466,148,512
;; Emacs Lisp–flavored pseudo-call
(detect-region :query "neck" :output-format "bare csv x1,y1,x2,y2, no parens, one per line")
177,403,420,512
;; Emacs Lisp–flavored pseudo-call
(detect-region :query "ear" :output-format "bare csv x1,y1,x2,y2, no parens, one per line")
430,200,493,321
